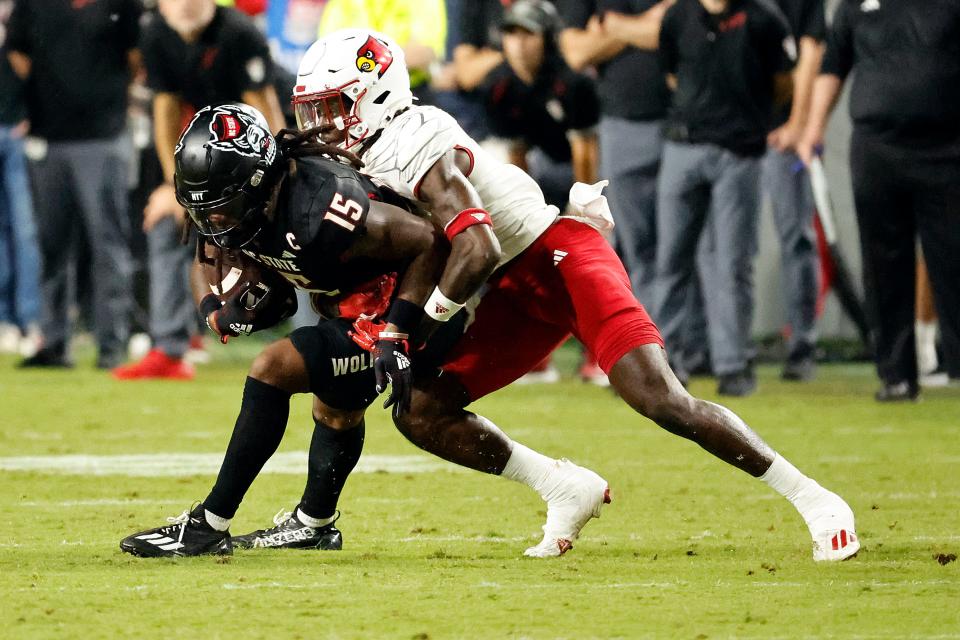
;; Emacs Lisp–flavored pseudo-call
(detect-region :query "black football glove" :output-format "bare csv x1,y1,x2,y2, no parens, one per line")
202,281,297,344
373,334,412,416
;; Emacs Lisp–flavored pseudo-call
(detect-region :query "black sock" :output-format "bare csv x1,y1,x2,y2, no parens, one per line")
299,419,365,520
204,377,291,519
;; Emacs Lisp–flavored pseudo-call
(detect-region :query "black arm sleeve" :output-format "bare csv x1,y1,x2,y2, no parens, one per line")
555,0,596,30
230,19,273,92
140,17,178,93
820,1,854,79
798,0,826,41
565,72,601,131
659,6,681,74
6,0,31,55
458,1,488,48
117,0,143,51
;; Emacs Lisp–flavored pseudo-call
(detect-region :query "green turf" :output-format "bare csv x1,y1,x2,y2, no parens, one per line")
1,345,958,639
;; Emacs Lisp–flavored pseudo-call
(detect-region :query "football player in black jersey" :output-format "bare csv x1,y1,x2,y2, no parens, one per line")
120,104,477,557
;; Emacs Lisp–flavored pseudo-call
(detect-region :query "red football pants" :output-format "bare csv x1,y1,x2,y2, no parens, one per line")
442,218,663,400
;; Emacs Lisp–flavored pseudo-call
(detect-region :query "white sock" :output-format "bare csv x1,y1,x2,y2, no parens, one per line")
759,454,826,522
296,507,336,529
501,442,561,498
204,509,231,532
916,320,938,375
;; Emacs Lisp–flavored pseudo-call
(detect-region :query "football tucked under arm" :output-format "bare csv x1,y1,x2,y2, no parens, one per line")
194,242,298,341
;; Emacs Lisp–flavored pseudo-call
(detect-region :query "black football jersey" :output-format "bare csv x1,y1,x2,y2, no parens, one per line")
240,156,407,300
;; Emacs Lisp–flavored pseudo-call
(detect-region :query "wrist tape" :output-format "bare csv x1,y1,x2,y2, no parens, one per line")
424,287,464,322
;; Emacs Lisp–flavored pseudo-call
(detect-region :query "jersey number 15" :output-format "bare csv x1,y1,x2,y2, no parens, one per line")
324,193,364,232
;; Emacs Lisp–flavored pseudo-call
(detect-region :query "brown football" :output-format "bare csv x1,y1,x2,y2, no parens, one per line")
199,243,296,314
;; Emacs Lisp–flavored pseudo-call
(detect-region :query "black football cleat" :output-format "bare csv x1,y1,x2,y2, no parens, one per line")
231,508,342,550
120,504,232,557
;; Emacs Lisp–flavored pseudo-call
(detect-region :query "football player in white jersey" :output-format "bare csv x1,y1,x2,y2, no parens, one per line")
288,29,860,561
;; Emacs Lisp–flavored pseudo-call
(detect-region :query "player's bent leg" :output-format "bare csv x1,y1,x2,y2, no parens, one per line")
396,373,511,474
121,339,309,558
395,374,610,558
232,399,365,551
608,344,859,561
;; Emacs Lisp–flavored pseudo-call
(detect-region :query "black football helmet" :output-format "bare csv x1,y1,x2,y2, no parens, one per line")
174,104,279,249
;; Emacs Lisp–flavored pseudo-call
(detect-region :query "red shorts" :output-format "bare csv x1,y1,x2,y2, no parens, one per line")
441,218,663,400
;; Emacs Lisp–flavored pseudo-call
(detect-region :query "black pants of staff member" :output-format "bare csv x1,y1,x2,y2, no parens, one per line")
850,130,960,388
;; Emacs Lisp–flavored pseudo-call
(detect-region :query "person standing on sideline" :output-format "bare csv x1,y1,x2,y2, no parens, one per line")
798,0,960,401
112,0,284,380
654,0,795,396
0,0,41,356
8,0,142,369
763,0,825,381
482,0,608,384
554,0,672,308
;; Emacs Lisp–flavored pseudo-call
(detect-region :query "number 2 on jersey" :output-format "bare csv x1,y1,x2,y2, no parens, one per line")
324,193,363,232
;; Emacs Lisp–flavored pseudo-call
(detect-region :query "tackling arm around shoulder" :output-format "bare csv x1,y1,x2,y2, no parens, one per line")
418,149,502,307
349,199,447,333
347,200,449,414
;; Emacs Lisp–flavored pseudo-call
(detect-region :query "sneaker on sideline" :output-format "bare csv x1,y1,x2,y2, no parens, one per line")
112,348,195,380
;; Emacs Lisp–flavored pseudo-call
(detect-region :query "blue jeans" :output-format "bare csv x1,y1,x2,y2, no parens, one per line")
0,127,41,328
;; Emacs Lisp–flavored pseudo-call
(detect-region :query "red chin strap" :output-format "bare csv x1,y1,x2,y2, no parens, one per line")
444,208,493,242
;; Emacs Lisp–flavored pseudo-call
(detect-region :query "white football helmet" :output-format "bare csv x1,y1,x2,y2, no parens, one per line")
293,29,413,149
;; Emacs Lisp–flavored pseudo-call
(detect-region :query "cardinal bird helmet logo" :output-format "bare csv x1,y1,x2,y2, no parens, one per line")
355,35,393,78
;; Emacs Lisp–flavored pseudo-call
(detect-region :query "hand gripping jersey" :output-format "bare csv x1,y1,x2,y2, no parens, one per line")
240,156,404,315
359,105,558,267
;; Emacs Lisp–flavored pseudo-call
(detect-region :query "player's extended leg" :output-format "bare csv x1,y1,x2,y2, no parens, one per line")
607,344,859,561
120,338,310,557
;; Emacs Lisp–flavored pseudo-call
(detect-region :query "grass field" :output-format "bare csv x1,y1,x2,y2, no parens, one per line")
1,342,959,639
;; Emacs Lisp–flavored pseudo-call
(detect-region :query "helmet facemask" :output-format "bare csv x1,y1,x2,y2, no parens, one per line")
294,30,414,151
180,188,266,250
292,82,367,148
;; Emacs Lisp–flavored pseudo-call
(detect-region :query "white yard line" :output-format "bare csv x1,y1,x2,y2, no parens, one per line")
0,452,460,477
20,498,186,507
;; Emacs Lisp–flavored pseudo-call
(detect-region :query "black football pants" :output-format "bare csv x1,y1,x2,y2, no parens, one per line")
849,130,960,385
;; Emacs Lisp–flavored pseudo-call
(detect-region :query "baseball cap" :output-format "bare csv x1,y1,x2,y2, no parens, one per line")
501,0,559,34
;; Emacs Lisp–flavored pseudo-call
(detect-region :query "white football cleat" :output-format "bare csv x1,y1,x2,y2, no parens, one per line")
523,460,611,558
806,491,860,562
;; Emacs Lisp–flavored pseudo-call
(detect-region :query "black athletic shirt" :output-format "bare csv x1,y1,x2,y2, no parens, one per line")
483,56,600,163
660,0,793,156
7,0,142,140
555,0,670,121
240,156,406,300
821,0,960,145
140,6,272,110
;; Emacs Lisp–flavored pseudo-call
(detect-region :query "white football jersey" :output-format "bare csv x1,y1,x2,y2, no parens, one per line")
360,105,557,266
